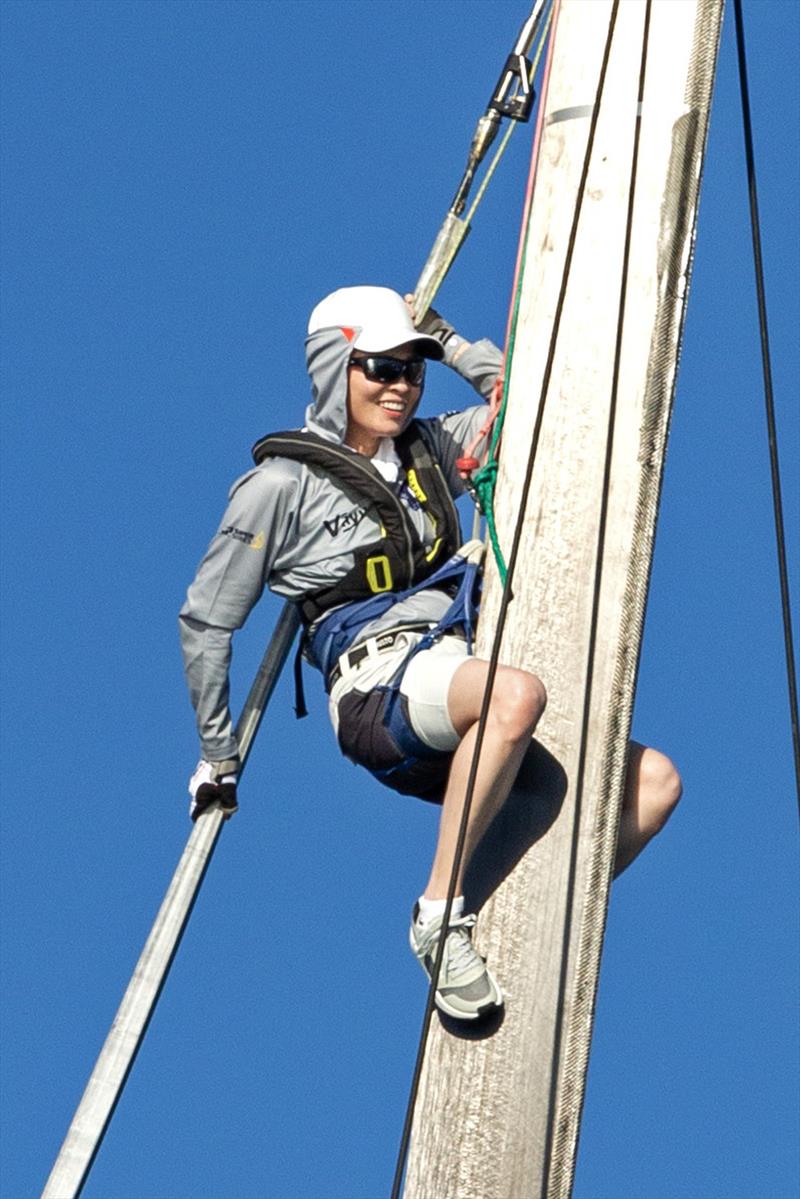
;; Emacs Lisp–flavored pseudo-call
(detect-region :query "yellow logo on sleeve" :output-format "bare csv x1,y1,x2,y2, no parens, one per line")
220,524,265,550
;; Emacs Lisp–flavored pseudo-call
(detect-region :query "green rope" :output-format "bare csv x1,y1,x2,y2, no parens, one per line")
473,207,535,584
471,459,503,579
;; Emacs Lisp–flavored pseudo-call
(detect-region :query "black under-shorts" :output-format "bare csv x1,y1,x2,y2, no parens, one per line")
335,686,452,804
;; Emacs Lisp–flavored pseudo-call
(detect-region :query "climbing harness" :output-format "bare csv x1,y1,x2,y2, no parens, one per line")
252,423,461,625
252,421,465,719
327,541,484,798
309,541,482,683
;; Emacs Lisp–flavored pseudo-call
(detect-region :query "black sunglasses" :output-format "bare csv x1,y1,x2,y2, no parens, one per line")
349,355,426,387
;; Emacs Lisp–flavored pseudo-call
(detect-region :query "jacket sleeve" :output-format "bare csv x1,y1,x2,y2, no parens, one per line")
179,462,298,762
422,338,504,495
448,337,504,401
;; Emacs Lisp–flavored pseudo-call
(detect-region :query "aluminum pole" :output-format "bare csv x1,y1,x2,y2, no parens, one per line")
41,602,301,1199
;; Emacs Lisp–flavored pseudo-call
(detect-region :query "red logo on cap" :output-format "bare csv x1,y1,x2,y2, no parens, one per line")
339,326,357,342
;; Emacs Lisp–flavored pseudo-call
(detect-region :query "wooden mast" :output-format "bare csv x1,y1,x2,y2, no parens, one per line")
404,2,724,1196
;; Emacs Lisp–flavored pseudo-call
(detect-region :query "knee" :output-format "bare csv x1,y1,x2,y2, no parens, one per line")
639,749,682,831
490,669,547,742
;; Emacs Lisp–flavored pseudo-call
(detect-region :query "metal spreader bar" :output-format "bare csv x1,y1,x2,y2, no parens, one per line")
413,0,547,322
41,602,301,1199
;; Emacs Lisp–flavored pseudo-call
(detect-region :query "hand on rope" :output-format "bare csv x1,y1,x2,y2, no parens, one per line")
406,284,507,569
404,284,509,577
405,291,505,483
189,758,240,822
456,373,509,583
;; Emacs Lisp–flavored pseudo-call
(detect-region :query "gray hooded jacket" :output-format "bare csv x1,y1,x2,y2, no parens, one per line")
180,326,502,762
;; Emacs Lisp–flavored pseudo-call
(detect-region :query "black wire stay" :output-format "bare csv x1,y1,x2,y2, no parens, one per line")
542,2,652,1192
733,0,800,812
390,3,622,1195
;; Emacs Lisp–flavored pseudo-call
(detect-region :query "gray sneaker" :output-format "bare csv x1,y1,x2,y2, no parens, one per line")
409,905,503,1021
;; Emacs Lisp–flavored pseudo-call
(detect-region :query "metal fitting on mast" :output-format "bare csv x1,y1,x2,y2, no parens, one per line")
489,1,542,120
413,0,548,320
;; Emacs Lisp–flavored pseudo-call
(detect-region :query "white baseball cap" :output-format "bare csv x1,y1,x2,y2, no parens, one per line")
307,286,444,360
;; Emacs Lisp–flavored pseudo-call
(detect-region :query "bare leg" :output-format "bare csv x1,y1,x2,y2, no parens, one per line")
614,741,682,877
423,659,546,899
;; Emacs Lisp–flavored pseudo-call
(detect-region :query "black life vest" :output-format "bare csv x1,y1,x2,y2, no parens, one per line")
251,422,461,625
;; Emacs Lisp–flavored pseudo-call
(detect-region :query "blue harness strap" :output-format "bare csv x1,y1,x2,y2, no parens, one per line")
373,682,447,789
298,547,483,798
307,547,482,685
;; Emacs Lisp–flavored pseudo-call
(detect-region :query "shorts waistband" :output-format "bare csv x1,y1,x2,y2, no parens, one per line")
327,623,434,690
326,622,469,691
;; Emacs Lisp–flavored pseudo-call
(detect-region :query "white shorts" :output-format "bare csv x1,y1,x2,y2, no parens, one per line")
328,632,470,752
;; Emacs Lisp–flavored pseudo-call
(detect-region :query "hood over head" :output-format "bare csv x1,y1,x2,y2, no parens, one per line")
303,286,443,444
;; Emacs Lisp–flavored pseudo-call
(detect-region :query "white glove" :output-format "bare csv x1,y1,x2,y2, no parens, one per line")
189,759,239,822
404,295,470,367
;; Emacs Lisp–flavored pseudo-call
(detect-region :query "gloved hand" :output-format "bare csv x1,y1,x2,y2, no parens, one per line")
404,295,470,367
189,759,239,822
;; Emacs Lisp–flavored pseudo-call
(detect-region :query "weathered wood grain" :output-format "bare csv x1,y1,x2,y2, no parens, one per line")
404,3,723,1196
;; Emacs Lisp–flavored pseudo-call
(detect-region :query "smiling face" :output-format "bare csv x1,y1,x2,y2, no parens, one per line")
344,342,423,456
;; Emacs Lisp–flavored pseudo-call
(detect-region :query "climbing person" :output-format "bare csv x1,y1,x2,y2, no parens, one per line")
179,285,681,1022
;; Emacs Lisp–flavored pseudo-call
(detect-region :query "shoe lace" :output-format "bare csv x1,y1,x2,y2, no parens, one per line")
443,914,481,975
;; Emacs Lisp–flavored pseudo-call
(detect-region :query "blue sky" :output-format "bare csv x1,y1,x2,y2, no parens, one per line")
1,2,797,1197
